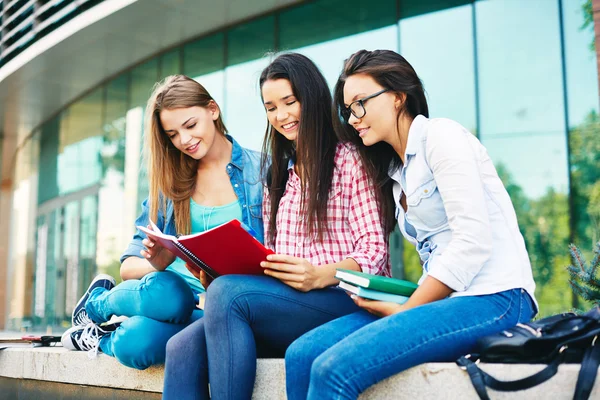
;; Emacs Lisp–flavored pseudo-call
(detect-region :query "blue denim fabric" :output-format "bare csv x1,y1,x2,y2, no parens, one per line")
390,115,537,307
119,134,265,264
162,275,361,400
285,288,535,400
86,271,203,370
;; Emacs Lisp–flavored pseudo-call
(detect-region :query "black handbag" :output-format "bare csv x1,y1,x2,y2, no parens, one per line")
456,307,600,400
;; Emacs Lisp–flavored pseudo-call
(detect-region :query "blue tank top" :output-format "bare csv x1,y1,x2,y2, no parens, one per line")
166,198,243,293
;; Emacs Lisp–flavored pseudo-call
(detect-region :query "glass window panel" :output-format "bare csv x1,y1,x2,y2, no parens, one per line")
563,0,600,250
476,0,569,315
184,33,224,76
399,4,476,131
38,116,60,204
56,87,104,196
399,0,472,19
293,26,398,90
184,33,226,107
224,17,275,150
129,59,159,216
131,58,159,109
80,195,99,290
476,0,567,196
63,201,80,317
228,16,275,66
97,74,130,277
160,48,182,78
279,0,397,51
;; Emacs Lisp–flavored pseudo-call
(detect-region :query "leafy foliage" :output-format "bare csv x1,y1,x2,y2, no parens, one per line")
568,241,600,308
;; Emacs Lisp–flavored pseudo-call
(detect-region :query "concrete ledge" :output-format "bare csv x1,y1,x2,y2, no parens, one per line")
1,347,598,399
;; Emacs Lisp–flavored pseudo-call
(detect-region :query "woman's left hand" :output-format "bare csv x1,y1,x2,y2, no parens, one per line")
261,254,322,292
352,296,405,317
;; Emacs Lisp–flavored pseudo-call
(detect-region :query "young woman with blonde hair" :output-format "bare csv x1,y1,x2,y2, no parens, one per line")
61,75,263,370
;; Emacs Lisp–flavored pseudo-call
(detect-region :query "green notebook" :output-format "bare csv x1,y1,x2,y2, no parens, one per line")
335,269,418,297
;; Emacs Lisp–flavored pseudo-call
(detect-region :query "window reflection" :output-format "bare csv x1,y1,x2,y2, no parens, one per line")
564,0,600,253
224,17,275,150
476,0,570,314
399,5,476,130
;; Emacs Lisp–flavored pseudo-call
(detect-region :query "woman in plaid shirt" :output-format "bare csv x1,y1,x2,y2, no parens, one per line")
162,53,393,400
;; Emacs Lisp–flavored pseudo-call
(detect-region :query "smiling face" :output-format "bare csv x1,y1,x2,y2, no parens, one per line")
261,79,301,142
159,104,220,160
343,73,400,147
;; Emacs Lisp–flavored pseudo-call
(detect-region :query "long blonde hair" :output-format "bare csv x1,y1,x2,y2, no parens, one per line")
144,75,228,235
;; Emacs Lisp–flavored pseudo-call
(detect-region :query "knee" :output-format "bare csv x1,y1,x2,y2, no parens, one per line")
285,336,316,372
310,351,341,387
165,331,186,363
111,317,162,370
205,275,239,302
165,322,206,362
205,275,247,315
141,272,195,323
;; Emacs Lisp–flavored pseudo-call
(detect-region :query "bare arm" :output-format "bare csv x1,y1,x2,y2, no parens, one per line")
353,276,453,317
120,256,159,280
120,231,176,280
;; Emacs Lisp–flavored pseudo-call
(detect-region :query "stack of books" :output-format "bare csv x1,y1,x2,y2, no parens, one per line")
335,269,418,304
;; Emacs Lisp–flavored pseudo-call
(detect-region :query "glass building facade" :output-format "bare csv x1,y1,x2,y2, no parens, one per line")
5,0,599,331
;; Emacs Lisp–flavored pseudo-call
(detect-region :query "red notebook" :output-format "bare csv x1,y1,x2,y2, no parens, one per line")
137,219,273,279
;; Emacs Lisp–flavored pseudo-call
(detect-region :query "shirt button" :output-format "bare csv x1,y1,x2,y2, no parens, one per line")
234,184,239,188
243,205,247,208
227,165,231,169
424,189,429,194
297,243,301,247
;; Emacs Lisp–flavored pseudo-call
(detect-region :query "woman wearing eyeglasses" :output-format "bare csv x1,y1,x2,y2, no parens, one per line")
161,53,391,400
284,49,538,400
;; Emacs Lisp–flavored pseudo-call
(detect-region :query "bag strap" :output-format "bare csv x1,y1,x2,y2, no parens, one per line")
456,353,564,399
574,339,600,400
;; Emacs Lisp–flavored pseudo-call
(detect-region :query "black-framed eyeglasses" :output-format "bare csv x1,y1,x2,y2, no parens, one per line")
342,89,389,121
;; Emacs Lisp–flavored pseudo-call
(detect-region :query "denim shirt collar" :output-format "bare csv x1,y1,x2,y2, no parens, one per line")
404,114,428,158
227,134,244,171
387,114,428,178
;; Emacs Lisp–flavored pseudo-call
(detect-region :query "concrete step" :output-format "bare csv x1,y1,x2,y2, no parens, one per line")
0,347,598,399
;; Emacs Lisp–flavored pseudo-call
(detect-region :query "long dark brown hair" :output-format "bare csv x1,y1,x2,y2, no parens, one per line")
332,49,429,236
145,75,228,235
259,53,337,242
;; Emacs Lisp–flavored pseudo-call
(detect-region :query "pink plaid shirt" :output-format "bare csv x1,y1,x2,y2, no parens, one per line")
263,143,390,276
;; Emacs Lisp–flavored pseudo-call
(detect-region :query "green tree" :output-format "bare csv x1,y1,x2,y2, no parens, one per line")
570,110,600,248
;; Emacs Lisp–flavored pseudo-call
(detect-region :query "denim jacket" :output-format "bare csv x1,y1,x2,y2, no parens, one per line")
390,115,537,310
120,135,264,263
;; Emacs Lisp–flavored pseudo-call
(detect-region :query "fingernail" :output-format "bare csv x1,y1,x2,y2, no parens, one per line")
260,262,265,267
350,295,357,300
266,255,272,261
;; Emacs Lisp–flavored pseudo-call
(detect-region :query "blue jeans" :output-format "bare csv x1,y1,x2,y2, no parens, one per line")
86,271,203,370
162,275,361,400
285,288,536,400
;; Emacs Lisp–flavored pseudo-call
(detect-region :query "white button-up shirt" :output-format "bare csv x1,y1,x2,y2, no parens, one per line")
390,115,537,310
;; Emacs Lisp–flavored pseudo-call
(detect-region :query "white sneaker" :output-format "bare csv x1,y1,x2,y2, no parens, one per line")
61,322,113,358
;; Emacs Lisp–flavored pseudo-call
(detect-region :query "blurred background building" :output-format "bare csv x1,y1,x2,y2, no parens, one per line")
0,0,598,332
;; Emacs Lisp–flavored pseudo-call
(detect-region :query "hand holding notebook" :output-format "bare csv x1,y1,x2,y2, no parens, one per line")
137,219,273,279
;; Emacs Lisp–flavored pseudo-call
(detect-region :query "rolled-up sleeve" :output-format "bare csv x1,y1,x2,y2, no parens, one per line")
119,198,151,263
425,121,492,291
345,151,390,276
